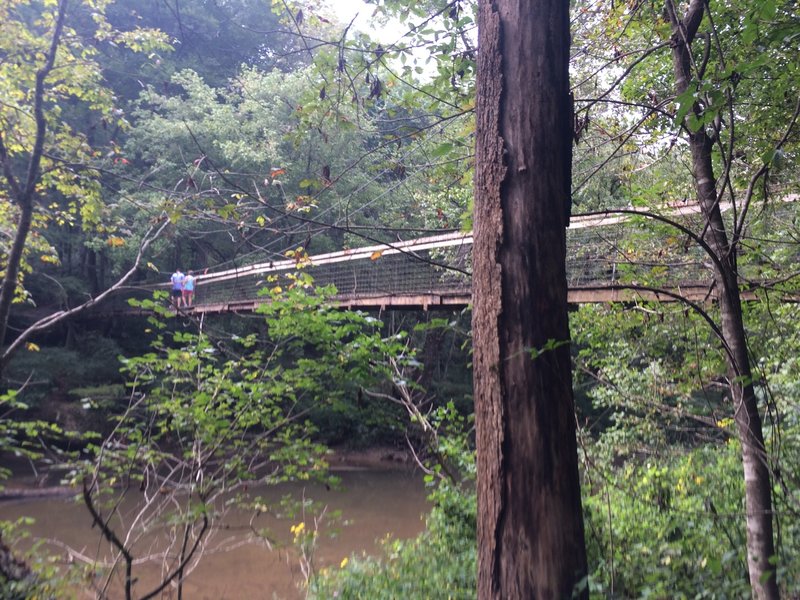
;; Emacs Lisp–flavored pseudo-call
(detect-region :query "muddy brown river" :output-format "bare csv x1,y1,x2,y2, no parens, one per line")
0,468,430,599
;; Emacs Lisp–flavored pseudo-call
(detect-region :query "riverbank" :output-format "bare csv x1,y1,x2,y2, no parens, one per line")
0,445,419,501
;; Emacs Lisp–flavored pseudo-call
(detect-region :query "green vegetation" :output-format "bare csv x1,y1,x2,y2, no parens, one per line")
313,301,800,597
0,0,799,597
69,286,409,598
310,481,476,600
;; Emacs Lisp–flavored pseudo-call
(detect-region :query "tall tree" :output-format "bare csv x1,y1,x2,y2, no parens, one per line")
0,0,70,364
665,1,780,595
0,0,168,374
571,0,799,593
472,0,588,597
103,0,307,95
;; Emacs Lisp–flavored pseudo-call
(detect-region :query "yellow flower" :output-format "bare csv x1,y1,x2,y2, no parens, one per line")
340,557,349,569
290,522,305,536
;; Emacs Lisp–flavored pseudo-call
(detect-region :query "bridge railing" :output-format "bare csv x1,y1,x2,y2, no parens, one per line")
106,198,799,312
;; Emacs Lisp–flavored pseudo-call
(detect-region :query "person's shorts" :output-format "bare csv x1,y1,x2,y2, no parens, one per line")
171,289,182,297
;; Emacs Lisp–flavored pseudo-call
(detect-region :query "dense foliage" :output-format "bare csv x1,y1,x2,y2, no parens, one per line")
316,302,800,597
310,480,477,599
1,0,799,596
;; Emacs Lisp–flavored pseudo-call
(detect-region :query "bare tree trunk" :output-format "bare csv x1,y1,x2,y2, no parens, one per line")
87,248,100,295
666,0,778,597
0,201,34,348
473,0,587,597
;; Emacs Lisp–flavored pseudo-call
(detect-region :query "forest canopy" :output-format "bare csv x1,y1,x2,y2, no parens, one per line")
0,0,799,597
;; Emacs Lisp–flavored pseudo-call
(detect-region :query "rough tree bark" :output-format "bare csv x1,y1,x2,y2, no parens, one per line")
666,0,779,597
472,0,588,597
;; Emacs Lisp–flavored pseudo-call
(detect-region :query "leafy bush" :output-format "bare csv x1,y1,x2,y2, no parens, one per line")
311,402,477,599
584,435,800,597
5,333,125,406
312,429,800,599
310,481,476,599
584,442,751,598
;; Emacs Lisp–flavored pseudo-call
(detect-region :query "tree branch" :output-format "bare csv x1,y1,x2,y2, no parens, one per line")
576,207,724,277
734,95,800,243
139,514,209,600
591,282,737,366
1,219,170,368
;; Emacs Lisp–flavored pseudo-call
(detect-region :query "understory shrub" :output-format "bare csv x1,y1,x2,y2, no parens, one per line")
310,481,476,599
583,435,800,598
313,432,800,598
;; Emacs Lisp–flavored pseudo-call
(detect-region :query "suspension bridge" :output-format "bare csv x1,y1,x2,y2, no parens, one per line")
121,198,799,315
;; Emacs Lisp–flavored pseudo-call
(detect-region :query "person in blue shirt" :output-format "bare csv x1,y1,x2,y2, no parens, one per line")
170,269,184,307
182,270,196,307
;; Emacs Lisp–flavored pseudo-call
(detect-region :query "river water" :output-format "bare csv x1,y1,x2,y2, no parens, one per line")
0,467,430,599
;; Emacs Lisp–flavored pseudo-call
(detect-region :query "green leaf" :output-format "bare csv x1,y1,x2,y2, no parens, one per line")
673,83,698,126
432,142,454,157
686,113,703,133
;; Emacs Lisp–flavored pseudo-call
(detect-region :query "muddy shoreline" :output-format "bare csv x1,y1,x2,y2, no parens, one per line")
0,446,418,501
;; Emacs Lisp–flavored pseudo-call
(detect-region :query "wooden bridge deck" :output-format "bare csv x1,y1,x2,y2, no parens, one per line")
108,282,793,317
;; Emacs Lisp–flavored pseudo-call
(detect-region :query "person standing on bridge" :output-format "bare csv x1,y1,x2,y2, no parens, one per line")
170,268,184,308
182,270,196,307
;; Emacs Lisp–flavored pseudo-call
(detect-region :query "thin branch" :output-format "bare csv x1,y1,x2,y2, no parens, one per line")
574,42,671,113
180,123,473,276
734,95,800,242
82,480,134,599
1,219,170,364
576,207,725,279
139,514,210,600
24,0,69,199
592,282,738,374
573,103,675,192
0,0,70,373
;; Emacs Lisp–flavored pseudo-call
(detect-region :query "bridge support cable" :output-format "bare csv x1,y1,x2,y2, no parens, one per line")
101,199,799,314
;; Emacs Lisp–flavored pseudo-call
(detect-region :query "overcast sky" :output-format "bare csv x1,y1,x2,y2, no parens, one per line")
323,0,395,41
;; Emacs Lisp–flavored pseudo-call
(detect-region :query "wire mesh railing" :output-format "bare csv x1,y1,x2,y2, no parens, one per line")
110,198,800,313
193,232,474,310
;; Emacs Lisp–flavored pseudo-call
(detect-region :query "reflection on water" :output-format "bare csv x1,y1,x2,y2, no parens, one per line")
0,468,430,599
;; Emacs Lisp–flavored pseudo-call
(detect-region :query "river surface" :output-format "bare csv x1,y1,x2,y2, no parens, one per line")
0,467,430,599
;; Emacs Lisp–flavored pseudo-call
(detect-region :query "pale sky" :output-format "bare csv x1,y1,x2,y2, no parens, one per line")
321,0,437,77
324,0,374,28
323,0,397,42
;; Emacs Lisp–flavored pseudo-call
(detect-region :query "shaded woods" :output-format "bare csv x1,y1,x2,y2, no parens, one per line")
1,0,800,597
